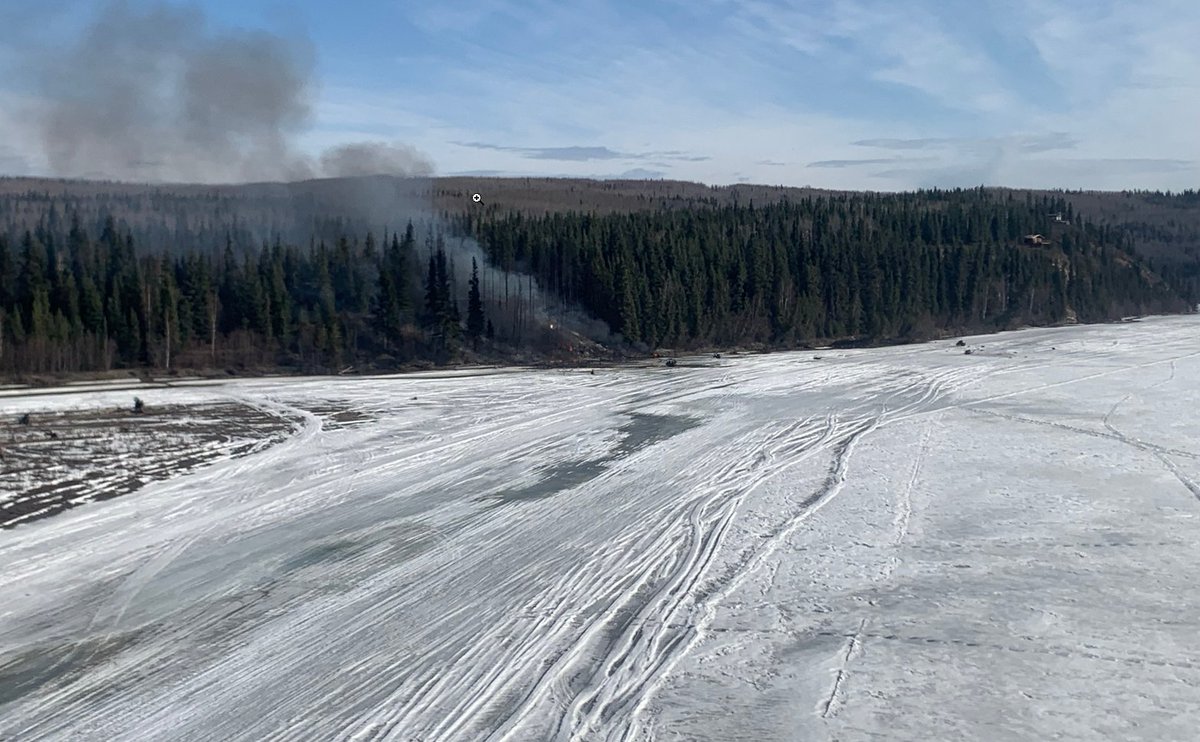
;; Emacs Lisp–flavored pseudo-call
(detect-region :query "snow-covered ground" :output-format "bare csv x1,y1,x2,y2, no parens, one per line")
1,317,1198,741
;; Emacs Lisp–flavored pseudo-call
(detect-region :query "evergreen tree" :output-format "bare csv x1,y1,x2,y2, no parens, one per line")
467,257,485,342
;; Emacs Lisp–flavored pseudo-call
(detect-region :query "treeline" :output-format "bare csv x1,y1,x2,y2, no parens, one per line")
0,216,550,376
464,188,1192,348
0,188,1193,377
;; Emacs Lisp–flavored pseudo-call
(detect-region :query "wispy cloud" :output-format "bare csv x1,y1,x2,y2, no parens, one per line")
852,138,956,151
455,143,627,161
853,132,1078,154
445,166,667,180
1043,158,1196,175
383,0,1200,189
874,158,1197,190
453,141,709,163
1,0,1198,190
809,158,919,168
445,169,509,177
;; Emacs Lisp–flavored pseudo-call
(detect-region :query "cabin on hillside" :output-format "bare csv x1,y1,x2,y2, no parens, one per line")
1023,234,1052,246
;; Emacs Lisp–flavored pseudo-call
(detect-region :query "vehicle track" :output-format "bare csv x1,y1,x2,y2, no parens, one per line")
1102,361,1200,502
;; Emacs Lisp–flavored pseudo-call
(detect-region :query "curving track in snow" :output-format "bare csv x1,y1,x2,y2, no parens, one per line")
2,316,1199,741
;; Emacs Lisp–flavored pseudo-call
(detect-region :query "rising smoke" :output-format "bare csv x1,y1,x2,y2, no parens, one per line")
444,236,615,347
22,0,615,346
319,143,434,180
30,1,432,183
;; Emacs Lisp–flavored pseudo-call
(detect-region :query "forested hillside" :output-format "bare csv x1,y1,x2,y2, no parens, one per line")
0,183,1193,378
464,189,1192,349
5,175,1199,284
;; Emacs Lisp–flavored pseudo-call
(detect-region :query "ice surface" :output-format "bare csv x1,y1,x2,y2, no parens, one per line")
1,317,1198,741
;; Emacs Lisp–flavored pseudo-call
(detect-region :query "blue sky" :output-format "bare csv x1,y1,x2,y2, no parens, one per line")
2,0,1198,190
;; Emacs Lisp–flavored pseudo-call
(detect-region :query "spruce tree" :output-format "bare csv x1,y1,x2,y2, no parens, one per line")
467,258,485,342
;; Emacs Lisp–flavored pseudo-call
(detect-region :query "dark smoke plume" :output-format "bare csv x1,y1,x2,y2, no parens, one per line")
31,1,433,183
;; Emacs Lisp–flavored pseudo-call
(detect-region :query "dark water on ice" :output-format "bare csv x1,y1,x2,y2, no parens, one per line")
490,413,701,505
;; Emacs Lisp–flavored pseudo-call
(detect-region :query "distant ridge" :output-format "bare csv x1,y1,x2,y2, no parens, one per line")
3,174,1196,268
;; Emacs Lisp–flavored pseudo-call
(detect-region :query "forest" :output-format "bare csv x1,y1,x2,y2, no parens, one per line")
0,184,1194,377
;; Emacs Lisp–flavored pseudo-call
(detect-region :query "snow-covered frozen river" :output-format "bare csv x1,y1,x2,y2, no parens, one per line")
2,317,1199,741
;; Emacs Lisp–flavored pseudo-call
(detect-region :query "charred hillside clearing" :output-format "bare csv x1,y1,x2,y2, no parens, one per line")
0,177,1195,379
